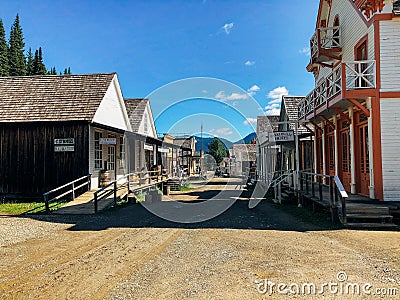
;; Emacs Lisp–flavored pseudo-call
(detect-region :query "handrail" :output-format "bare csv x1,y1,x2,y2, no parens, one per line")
43,174,92,213
298,171,348,224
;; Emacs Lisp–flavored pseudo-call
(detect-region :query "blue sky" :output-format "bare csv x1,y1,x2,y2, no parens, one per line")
0,0,319,141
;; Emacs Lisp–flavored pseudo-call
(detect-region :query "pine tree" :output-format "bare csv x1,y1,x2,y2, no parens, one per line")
63,68,68,75
26,47,33,75
8,14,26,76
33,49,39,74
67,67,71,74
36,47,46,74
0,18,9,76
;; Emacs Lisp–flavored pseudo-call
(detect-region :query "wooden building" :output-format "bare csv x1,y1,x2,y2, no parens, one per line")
299,0,400,201
0,73,135,197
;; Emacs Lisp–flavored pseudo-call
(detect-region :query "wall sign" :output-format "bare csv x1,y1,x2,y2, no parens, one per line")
55,145,75,152
99,138,117,145
158,147,169,153
268,131,295,142
144,143,153,150
54,138,75,145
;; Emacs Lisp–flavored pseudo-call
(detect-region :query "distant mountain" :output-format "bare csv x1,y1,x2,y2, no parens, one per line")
233,132,256,144
193,132,256,153
193,136,232,153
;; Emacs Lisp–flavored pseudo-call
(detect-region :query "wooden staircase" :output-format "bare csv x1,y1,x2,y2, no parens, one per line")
344,198,398,229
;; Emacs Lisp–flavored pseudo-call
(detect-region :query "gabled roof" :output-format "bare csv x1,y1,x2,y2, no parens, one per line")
0,73,116,122
256,115,279,134
124,98,149,132
281,96,305,122
232,144,256,162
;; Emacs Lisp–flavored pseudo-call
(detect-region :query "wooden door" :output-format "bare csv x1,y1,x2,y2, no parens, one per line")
326,126,335,176
356,113,370,196
339,120,351,191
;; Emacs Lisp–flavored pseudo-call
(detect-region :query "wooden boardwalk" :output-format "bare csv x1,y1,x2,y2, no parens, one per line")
54,187,129,215
53,180,166,215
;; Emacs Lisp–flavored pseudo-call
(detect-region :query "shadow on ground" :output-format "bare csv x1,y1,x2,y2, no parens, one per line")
18,184,344,232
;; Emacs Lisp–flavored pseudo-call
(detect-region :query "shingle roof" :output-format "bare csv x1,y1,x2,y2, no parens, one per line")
232,144,256,162
256,115,280,134
124,98,148,133
282,96,304,122
0,73,116,122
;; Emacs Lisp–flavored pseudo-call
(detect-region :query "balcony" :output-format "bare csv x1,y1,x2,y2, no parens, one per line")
299,60,376,120
310,26,342,64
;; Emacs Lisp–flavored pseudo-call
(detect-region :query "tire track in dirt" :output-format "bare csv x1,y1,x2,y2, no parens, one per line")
0,228,183,300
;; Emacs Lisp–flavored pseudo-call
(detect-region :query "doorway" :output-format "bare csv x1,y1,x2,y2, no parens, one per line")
356,113,370,196
339,119,351,191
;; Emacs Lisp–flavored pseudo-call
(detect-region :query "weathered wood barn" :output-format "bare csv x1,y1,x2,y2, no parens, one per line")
298,0,400,201
0,73,132,197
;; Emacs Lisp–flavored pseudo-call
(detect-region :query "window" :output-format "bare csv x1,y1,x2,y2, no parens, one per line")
94,131,103,169
119,136,125,169
107,134,116,171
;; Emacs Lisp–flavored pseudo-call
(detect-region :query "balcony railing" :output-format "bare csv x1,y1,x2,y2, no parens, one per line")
298,60,376,119
310,26,342,62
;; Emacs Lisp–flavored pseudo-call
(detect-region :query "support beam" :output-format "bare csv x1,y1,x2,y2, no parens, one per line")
321,116,335,130
303,124,314,134
310,121,323,132
332,107,351,123
346,98,370,117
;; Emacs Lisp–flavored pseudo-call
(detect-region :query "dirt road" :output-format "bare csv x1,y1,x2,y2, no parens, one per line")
0,178,399,299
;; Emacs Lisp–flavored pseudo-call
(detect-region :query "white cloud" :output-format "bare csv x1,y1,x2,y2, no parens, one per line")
248,85,260,92
202,90,208,94
265,108,281,115
299,47,311,56
247,84,260,96
215,91,249,101
232,101,239,107
267,86,288,102
243,118,257,125
264,86,288,115
245,60,255,66
209,127,233,136
222,22,234,35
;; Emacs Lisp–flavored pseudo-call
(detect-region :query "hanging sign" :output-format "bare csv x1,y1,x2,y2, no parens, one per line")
99,138,117,145
158,147,169,153
144,143,153,150
268,131,294,142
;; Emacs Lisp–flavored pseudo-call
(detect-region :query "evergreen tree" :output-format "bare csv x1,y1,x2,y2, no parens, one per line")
0,18,9,76
207,138,228,166
8,14,26,76
32,49,39,74
26,47,33,75
36,47,46,74
67,67,71,74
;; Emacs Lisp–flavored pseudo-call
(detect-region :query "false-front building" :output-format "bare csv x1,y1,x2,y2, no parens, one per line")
299,0,400,201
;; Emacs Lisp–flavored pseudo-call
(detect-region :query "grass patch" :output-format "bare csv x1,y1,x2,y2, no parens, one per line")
0,201,68,215
179,181,191,191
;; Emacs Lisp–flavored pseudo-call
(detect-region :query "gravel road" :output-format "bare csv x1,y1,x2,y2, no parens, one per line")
0,177,399,299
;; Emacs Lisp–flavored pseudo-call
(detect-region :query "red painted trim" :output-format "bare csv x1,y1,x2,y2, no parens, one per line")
371,97,383,200
354,33,368,60
380,92,400,98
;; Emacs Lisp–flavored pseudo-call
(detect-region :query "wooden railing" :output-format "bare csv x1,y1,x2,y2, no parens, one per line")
311,26,341,60
43,174,92,213
93,171,169,213
298,171,348,224
298,60,375,119
271,170,294,204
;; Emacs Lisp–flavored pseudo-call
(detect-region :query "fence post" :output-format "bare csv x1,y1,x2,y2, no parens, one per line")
114,181,117,206
88,174,92,191
72,182,75,200
94,193,98,213
127,174,130,193
329,176,334,206
331,186,339,223
44,194,50,214
318,176,323,202
312,175,316,197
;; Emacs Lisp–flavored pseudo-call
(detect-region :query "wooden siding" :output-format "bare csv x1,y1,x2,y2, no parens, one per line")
380,21,400,92
380,99,400,200
0,122,89,197
316,0,374,83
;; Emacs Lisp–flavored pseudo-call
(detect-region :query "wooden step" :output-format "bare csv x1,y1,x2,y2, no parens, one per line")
346,205,389,214
345,222,398,229
346,213,393,220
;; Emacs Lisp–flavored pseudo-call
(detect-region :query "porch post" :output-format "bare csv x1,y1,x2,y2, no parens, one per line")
333,115,339,176
349,107,356,194
322,123,327,175
366,98,375,199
